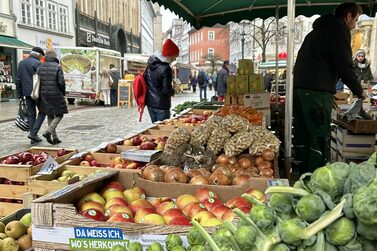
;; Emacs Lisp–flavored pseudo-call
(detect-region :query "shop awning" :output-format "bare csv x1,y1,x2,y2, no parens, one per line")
0,35,33,50
259,60,287,69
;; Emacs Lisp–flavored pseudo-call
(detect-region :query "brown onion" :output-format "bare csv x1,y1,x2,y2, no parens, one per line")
216,154,229,165
228,157,237,165
258,161,273,171
189,175,209,185
208,172,230,185
159,165,170,171
142,165,160,179
144,167,165,182
261,149,275,161
254,156,264,166
238,158,252,169
186,169,202,179
231,175,251,185
164,169,187,183
214,165,233,179
244,167,259,177
211,164,228,173
259,167,274,177
197,168,211,178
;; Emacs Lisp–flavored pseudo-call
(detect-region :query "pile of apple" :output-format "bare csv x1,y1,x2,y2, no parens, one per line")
77,181,265,227
0,213,32,251
164,115,209,126
0,149,71,166
123,135,168,151
79,153,144,170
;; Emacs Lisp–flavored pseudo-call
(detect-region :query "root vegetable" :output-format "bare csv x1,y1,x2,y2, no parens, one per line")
208,172,230,185
214,165,233,179
211,164,228,173
144,167,165,182
186,169,202,179
216,154,229,165
164,169,187,183
228,157,237,165
261,149,275,161
197,168,211,178
238,158,252,169
189,175,209,185
232,175,251,185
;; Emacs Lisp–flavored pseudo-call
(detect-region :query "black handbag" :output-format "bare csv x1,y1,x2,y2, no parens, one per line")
14,99,29,131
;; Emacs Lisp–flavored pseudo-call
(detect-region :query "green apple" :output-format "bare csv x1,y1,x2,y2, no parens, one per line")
20,213,32,227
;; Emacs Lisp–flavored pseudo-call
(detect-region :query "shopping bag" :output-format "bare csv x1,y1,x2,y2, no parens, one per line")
14,99,29,131
31,73,40,100
342,99,371,122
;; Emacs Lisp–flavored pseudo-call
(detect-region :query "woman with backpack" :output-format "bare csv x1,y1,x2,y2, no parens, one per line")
190,71,198,93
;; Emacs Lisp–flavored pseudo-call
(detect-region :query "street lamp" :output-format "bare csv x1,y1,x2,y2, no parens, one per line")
240,20,252,60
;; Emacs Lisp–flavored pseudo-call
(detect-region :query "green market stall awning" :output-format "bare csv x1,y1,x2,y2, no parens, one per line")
149,0,377,29
259,60,287,69
0,35,33,50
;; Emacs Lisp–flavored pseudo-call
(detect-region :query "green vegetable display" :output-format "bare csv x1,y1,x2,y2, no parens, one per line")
296,194,326,222
249,204,276,230
127,242,143,251
110,245,126,251
325,217,355,245
173,101,199,114
187,227,206,247
166,234,183,251
147,242,164,251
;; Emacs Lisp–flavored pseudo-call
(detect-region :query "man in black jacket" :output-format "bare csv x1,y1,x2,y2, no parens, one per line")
145,39,179,123
293,2,367,174
16,47,45,144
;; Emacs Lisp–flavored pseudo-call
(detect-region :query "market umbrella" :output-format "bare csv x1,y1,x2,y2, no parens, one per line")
148,0,377,178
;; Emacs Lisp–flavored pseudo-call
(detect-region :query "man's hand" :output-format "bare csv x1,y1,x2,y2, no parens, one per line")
358,91,368,100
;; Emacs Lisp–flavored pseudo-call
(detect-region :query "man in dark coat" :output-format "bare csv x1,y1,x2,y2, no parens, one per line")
215,60,230,101
145,39,178,123
15,47,45,144
293,2,367,174
38,49,68,145
109,65,120,106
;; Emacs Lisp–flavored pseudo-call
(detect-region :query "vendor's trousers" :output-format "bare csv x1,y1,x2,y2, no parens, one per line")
293,89,333,174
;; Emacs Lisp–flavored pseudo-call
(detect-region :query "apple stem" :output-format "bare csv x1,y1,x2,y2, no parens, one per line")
241,194,263,206
223,220,237,234
191,220,221,251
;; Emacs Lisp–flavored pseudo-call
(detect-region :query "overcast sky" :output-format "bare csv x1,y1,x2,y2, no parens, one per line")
161,6,178,32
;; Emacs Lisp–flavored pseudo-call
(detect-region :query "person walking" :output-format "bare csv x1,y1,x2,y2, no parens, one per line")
145,38,179,123
38,49,68,145
197,68,208,101
208,73,213,90
109,65,120,106
99,68,111,106
215,60,230,102
293,2,367,174
15,47,46,144
190,71,198,93
353,49,374,85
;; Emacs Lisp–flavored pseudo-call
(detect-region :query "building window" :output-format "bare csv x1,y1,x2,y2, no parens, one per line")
208,48,214,58
21,0,32,24
34,0,45,28
59,5,68,33
47,2,57,30
208,31,215,40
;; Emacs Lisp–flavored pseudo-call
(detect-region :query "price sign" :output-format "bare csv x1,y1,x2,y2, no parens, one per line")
38,155,59,175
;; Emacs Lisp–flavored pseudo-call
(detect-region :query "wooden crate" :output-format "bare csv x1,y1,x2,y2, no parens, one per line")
0,193,33,218
1,208,31,224
31,171,215,251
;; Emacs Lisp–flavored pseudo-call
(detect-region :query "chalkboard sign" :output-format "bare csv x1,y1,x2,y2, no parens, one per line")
117,80,132,109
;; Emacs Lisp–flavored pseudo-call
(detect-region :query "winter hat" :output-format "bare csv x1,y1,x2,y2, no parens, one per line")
161,39,179,57
32,47,45,56
356,49,366,57
45,49,57,58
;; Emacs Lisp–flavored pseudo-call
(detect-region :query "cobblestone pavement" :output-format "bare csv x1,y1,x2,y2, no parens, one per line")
0,89,216,156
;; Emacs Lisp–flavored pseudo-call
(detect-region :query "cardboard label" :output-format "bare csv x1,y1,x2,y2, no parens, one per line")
227,76,237,94
243,92,270,109
38,156,59,175
236,75,249,94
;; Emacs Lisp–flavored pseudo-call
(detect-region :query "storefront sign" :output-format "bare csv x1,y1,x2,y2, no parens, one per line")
37,34,61,49
86,32,110,46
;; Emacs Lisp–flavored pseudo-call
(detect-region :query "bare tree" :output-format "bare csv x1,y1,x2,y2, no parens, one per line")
202,53,223,74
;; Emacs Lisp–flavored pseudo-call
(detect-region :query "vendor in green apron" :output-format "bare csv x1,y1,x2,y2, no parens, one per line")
293,2,367,174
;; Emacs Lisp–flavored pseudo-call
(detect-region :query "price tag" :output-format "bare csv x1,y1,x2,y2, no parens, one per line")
69,151,88,160
38,156,59,175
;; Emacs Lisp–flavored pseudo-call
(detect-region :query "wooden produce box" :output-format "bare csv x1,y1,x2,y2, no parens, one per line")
1,208,31,224
31,171,213,251
0,147,77,217
29,165,103,196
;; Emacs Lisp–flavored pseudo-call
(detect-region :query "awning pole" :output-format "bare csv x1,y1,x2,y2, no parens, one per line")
275,3,279,100
285,0,295,178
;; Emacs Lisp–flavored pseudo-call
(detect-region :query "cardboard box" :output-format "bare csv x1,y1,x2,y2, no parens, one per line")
236,75,249,94
238,59,254,75
243,92,270,109
249,74,264,92
227,75,237,94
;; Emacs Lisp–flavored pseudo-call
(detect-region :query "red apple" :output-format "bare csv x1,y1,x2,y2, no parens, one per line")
244,188,265,202
176,194,199,210
77,192,106,208
123,187,146,204
134,208,157,223
150,197,173,208
125,162,138,169
34,156,46,165
90,160,101,167
57,149,70,157
167,216,191,226
195,188,219,202
184,202,207,218
105,143,117,153
129,199,154,214
107,212,134,223
81,209,106,221
101,188,124,202
114,163,124,169
0,160,6,164
192,211,216,224
103,181,125,192
131,136,142,146
25,161,35,165
142,214,166,225
162,208,186,224
226,196,252,209
18,152,34,163
221,210,235,221
80,160,91,166
5,156,20,164
104,197,128,210
39,151,49,159
79,201,105,214
210,205,231,219
156,201,177,215
83,154,94,162
105,204,133,219
139,142,156,150
238,206,251,214
203,197,223,211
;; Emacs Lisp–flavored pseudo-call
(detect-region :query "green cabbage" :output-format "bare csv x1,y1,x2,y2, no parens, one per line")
250,204,276,230
296,194,326,222
166,234,183,251
325,217,355,246
353,185,377,225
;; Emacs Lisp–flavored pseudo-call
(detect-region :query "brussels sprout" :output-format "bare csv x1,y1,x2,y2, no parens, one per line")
236,219,248,227
271,243,290,251
189,245,206,251
110,245,126,251
127,242,143,251
309,162,350,202
338,235,362,251
146,242,164,251
344,161,376,194
368,151,377,164
356,220,377,240
278,218,306,245
325,217,355,246
296,194,326,222
250,204,276,230
359,236,377,251
212,228,233,249
324,242,338,251
269,193,294,217
171,246,186,251
234,226,257,249
188,227,206,246
166,234,183,251
293,180,305,189
353,185,377,225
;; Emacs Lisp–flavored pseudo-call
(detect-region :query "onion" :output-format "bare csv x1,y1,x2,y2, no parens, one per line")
159,165,170,171
208,172,230,185
259,167,274,177
258,161,273,171
244,167,259,177
216,154,229,165
186,169,202,179
197,168,211,178
261,149,275,161
254,156,264,166
142,165,159,179
143,167,165,182
231,175,251,185
214,165,233,179
189,175,209,185
228,157,237,165
238,158,252,169
164,169,188,183
211,164,228,173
